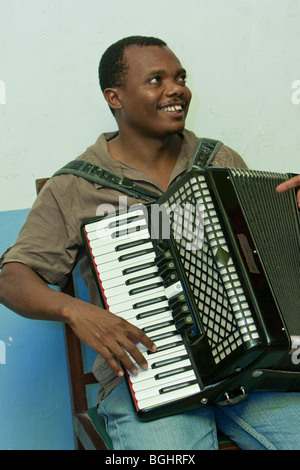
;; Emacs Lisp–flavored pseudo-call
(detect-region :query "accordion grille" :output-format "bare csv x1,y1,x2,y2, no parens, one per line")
161,174,259,364
230,169,300,336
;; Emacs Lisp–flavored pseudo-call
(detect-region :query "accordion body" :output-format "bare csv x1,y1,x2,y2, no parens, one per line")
79,167,300,420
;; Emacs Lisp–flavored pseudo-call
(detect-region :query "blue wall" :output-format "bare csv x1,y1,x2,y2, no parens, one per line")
0,209,75,450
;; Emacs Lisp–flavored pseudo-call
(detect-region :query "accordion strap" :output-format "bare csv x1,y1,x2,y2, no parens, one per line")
52,137,222,201
189,137,223,170
52,159,160,202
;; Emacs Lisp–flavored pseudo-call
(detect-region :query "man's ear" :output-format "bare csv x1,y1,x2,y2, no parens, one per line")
103,88,123,111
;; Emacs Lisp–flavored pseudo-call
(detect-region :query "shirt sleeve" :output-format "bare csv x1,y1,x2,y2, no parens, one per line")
212,144,248,169
0,179,81,287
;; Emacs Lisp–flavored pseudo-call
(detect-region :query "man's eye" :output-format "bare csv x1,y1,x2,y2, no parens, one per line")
149,76,161,84
178,75,187,84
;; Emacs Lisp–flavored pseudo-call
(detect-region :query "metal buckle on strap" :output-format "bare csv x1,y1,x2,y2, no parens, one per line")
218,387,248,406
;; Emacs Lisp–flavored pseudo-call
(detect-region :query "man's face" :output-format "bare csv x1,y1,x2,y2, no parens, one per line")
115,45,192,138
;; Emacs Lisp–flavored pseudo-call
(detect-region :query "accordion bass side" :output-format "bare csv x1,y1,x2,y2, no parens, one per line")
79,167,300,421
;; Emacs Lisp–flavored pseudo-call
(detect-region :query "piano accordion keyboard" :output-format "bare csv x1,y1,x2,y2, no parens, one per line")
83,208,201,412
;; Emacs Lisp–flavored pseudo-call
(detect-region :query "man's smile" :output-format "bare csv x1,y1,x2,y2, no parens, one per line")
159,102,186,114
161,104,183,112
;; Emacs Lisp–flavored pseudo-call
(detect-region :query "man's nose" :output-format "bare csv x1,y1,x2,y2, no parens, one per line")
165,80,184,96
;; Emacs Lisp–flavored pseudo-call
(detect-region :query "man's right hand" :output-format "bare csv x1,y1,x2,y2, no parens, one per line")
65,296,157,377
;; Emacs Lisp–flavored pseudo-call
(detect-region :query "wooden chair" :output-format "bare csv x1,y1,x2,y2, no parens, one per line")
35,178,240,451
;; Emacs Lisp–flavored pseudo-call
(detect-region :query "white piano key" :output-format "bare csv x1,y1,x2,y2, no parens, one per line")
94,252,156,274
132,369,196,394
92,241,154,264
139,318,175,334
89,228,150,250
130,357,192,385
144,323,178,342
139,344,188,365
131,337,186,367
95,252,155,274
101,266,159,289
142,348,189,370
121,309,174,327
85,207,145,233
89,231,150,253
86,213,146,234
100,261,156,283
107,284,166,308
103,275,163,298
119,297,170,317
135,382,201,411
108,291,167,314
142,331,183,350
128,348,191,390
85,209,146,236
127,348,191,398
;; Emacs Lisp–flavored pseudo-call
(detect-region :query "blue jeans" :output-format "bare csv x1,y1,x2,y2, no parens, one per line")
97,382,300,450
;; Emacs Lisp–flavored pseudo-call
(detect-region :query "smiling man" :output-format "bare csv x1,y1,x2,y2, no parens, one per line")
0,36,299,450
100,38,192,190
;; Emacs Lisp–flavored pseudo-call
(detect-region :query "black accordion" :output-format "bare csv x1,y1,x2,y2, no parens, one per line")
79,167,300,421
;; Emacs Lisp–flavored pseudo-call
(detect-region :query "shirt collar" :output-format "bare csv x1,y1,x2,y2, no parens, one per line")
90,129,197,191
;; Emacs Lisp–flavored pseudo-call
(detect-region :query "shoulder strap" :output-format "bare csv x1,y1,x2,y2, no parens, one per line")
189,137,223,170
52,137,222,201
52,159,160,202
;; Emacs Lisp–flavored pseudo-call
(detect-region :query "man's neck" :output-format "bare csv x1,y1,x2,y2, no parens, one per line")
107,130,183,190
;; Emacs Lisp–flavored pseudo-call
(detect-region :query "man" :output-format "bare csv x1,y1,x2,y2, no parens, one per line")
0,36,299,450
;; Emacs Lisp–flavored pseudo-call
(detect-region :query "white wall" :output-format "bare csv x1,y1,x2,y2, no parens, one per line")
1,0,299,211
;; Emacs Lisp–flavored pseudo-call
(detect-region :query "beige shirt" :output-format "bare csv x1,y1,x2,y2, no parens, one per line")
0,129,247,400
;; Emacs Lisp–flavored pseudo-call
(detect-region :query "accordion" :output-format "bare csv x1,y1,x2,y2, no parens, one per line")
79,167,300,421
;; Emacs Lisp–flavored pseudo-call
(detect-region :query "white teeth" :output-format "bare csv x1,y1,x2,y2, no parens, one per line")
162,105,183,112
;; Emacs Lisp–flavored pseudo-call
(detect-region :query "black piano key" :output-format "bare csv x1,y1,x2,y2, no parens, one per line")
154,365,193,380
133,296,167,309
129,282,164,296
136,307,170,320
159,379,198,395
122,261,156,275
108,215,141,228
152,354,189,369
142,320,174,334
149,330,178,342
147,340,183,355
115,238,150,252
125,271,159,286
112,225,147,238
118,248,154,262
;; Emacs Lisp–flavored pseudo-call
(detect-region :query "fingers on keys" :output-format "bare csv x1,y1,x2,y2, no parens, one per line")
104,327,157,377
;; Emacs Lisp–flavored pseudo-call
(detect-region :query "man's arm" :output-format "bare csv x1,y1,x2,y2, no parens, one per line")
0,262,156,377
276,174,300,208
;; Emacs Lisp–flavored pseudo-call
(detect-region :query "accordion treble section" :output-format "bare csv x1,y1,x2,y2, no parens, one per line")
156,168,300,384
81,167,300,420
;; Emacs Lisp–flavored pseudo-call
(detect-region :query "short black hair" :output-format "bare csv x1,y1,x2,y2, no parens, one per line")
98,35,167,92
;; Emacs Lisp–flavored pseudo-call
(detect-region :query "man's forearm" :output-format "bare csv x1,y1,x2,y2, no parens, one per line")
0,262,73,323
